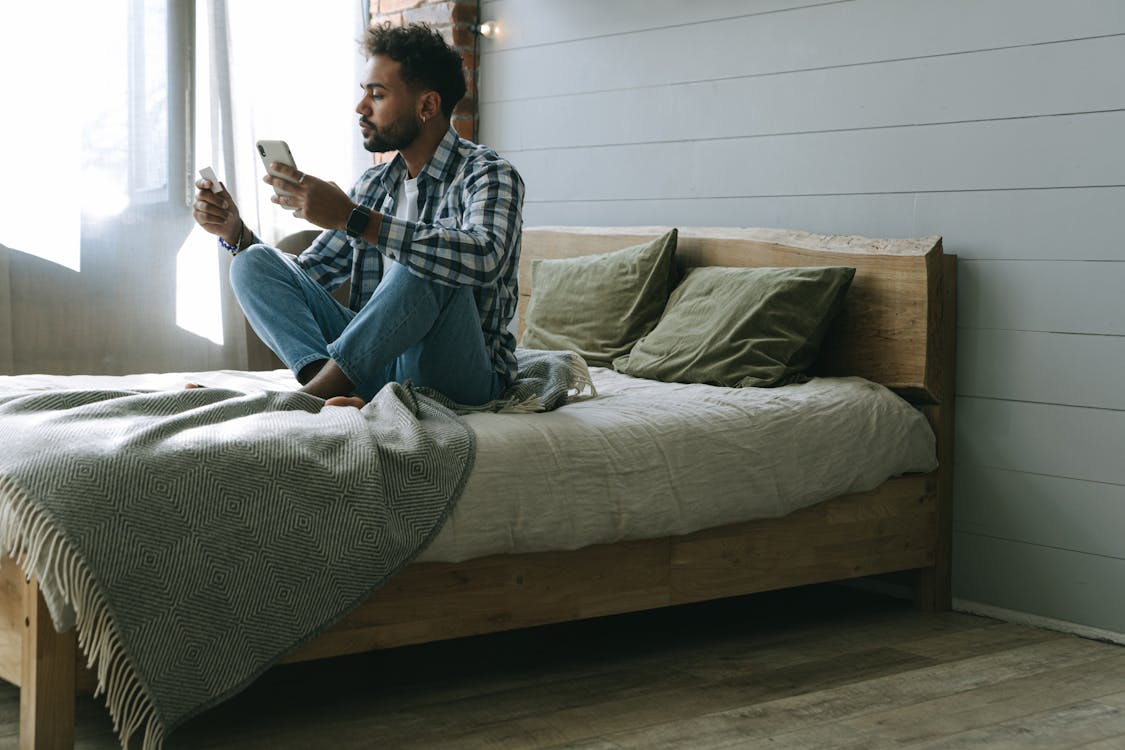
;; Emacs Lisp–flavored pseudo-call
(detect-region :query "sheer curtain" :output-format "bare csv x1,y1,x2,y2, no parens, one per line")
0,0,367,375
1,0,197,374
183,0,370,355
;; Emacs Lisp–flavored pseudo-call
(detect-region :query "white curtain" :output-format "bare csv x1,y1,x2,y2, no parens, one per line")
0,0,366,374
181,0,370,349
1,0,204,373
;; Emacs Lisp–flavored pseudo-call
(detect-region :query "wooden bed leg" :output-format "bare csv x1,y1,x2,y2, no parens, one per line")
916,254,957,613
914,562,950,612
914,471,953,612
20,574,75,750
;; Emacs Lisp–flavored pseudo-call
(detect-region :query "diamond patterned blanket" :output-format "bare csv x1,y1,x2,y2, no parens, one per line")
0,379,478,748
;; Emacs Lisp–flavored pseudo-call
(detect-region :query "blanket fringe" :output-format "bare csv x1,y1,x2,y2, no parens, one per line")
495,355,599,414
569,366,598,402
496,383,598,414
0,476,165,750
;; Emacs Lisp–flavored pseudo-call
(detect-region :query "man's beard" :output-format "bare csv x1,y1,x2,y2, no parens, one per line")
362,115,421,153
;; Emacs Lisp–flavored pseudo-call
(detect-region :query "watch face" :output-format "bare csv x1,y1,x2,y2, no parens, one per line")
347,205,371,238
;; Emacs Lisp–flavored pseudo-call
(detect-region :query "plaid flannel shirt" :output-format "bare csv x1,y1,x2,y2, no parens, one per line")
296,127,525,386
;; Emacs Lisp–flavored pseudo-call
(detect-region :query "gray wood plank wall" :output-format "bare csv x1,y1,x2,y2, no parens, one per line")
478,0,1125,634
0,248,12,374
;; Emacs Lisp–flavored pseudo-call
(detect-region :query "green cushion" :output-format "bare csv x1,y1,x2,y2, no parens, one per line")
613,265,856,388
520,229,678,367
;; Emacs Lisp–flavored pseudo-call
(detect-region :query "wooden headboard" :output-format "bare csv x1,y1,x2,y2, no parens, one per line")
519,226,954,405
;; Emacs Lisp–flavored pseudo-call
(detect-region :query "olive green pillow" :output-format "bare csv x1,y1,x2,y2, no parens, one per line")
520,229,678,367
613,265,856,387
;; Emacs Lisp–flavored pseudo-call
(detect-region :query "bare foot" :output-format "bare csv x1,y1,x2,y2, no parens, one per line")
185,383,206,389
297,359,327,385
325,396,366,409
300,359,357,400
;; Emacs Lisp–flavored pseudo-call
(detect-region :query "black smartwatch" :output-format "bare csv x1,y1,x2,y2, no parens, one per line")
346,204,372,238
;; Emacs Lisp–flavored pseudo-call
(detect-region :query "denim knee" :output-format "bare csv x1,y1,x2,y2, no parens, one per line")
384,262,459,306
229,243,282,290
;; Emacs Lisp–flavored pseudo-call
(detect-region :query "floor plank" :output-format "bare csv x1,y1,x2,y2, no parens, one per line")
1069,736,1125,750
838,654,1125,748
0,583,1121,750
901,701,1125,749
604,638,1111,750
1094,690,1125,710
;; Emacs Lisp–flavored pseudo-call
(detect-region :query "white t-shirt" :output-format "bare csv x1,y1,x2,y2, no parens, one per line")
395,175,420,222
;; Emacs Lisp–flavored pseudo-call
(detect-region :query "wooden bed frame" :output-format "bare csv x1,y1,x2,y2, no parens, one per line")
0,226,956,748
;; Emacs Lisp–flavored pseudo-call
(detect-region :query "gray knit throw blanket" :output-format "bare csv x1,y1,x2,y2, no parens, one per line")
0,348,593,749
428,348,597,414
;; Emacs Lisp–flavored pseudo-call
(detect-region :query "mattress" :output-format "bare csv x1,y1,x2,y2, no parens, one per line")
0,367,937,563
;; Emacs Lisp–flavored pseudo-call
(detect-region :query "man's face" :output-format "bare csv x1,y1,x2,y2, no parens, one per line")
355,55,423,154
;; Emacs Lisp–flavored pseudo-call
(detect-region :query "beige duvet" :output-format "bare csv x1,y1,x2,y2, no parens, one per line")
0,367,937,563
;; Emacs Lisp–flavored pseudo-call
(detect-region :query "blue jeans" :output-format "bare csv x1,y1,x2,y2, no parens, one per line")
229,244,504,405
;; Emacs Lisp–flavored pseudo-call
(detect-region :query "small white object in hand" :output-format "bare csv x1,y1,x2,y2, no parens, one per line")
199,166,222,193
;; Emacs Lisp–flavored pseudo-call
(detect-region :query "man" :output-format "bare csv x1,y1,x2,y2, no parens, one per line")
192,23,524,408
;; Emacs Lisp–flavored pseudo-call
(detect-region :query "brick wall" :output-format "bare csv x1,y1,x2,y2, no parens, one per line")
369,0,481,142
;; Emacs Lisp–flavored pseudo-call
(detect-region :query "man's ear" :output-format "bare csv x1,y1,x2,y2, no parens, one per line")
420,91,442,122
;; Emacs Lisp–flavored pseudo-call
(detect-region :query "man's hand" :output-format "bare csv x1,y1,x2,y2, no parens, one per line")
192,178,243,246
265,163,353,232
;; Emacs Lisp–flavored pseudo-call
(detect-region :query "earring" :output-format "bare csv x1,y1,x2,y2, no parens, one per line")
421,115,428,124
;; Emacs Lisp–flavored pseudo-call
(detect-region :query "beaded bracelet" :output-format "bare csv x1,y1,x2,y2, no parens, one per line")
218,222,246,255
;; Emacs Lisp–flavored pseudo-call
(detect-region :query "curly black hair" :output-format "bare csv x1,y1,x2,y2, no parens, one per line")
363,22,467,119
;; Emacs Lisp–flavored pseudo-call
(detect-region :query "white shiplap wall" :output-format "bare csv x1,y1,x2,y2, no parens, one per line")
478,0,1125,634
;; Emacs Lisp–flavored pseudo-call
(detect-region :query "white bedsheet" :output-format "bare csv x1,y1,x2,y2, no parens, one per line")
0,368,937,563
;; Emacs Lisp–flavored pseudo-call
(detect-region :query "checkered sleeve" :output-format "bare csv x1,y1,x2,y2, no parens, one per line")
294,229,352,291
376,158,524,287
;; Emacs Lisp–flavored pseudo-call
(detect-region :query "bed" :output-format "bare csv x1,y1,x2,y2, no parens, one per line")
0,225,955,748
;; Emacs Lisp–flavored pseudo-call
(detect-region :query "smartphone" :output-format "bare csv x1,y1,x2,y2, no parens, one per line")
256,140,299,202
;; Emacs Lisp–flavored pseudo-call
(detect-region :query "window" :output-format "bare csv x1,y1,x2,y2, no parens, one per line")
0,1,366,362
0,0,190,270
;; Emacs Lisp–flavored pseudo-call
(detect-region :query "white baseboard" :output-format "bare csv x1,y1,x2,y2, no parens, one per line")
952,599,1125,647
837,578,1125,647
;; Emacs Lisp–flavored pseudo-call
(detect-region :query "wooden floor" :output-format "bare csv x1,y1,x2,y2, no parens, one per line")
2,583,1124,749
